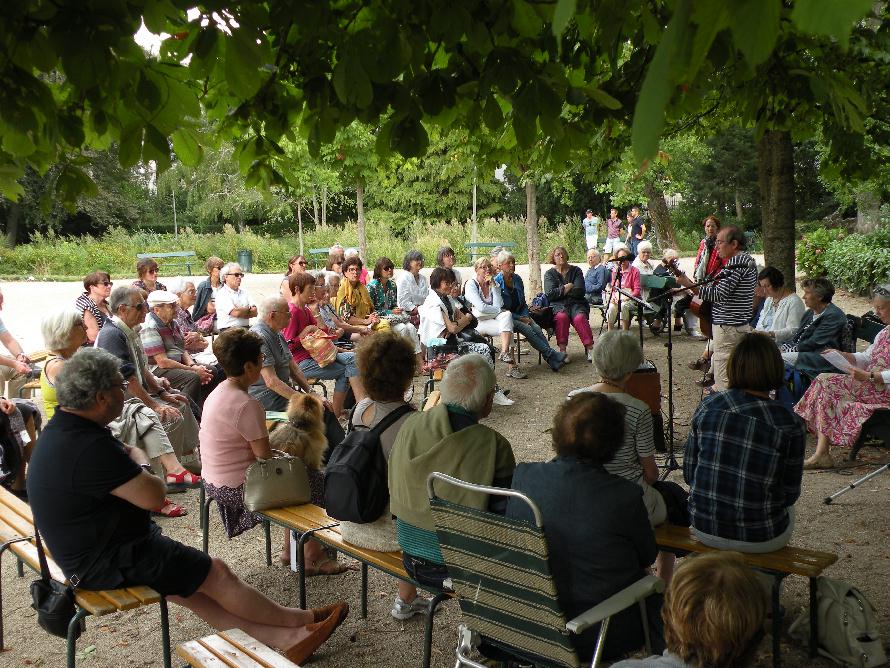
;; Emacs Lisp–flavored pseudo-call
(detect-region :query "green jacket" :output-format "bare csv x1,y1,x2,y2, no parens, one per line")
388,403,516,531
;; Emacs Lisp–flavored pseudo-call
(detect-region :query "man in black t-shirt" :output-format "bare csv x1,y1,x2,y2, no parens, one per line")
27,348,348,663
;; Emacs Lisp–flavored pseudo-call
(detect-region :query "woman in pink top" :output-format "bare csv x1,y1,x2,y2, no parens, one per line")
606,245,642,331
200,328,352,575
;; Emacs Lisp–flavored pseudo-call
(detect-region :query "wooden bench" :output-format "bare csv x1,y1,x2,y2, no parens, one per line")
422,368,444,401
257,504,452,668
178,628,298,667
0,488,171,668
464,241,516,262
137,251,198,276
655,523,838,668
13,349,50,399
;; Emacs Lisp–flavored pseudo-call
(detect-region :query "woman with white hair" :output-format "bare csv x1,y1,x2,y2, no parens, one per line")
215,262,256,330
631,240,656,301
40,309,88,418
396,250,428,320
464,256,526,379
795,284,890,469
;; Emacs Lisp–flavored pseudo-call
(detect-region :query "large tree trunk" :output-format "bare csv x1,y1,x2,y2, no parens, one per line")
4,202,21,247
356,181,367,258
757,130,796,284
643,183,679,250
855,189,881,234
525,179,542,294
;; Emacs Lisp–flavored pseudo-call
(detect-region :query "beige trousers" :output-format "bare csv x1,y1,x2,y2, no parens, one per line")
711,324,752,391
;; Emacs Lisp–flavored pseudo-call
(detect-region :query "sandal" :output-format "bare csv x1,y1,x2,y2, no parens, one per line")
165,470,201,490
303,558,359,577
687,357,710,371
151,499,187,518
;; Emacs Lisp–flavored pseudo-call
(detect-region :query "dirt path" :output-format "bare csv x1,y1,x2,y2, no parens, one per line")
1,267,887,667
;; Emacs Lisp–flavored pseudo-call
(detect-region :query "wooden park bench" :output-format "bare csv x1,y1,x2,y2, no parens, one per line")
655,523,838,668
0,487,171,668
136,250,198,276
464,241,516,262
14,348,51,399
178,628,298,668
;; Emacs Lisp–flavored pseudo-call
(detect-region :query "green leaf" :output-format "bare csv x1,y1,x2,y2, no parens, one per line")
172,127,203,167
142,0,178,34
56,164,98,209
119,124,144,168
690,3,729,76
390,117,429,157
791,0,874,47
1,128,36,156
0,164,26,201
483,96,504,132
224,30,263,99
552,0,576,38
136,73,161,113
728,0,780,66
143,124,171,171
512,0,543,38
587,87,622,110
58,113,85,148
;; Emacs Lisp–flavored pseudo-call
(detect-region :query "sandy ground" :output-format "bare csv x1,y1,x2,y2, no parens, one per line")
1,261,889,667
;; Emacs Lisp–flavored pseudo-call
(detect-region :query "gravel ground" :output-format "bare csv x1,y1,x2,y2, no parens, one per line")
0,263,887,667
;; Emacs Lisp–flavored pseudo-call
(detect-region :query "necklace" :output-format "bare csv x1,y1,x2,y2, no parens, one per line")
595,379,625,392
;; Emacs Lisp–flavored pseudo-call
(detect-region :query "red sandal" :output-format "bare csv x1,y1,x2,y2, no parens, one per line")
165,470,201,489
151,499,187,518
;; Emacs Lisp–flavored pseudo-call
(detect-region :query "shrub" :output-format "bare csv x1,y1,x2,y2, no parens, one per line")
822,227,890,295
797,227,846,278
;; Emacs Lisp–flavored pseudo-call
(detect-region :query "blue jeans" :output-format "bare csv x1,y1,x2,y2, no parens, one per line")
402,553,450,590
298,352,358,393
512,316,556,361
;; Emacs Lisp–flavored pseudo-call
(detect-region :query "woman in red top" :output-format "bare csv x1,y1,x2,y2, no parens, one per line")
283,273,366,418
606,246,642,331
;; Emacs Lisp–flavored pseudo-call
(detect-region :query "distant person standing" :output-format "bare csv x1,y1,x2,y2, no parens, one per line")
581,209,600,251
628,206,646,255
603,208,624,259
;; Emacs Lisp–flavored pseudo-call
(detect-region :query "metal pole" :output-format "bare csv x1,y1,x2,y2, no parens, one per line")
471,168,478,245
172,188,177,239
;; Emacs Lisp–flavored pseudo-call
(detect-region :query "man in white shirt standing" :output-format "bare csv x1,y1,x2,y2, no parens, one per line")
581,209,600,252
215,263,256,330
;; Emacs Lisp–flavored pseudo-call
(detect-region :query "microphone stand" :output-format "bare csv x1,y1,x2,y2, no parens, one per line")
605,261,623,331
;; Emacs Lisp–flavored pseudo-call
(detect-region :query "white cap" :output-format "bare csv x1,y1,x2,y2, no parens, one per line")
146,290,179,307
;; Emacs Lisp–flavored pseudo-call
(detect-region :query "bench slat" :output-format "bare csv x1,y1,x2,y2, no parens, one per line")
200,633,266,668
74,590,119,616
177,639,228,667
126,586,162,605
96,587,142,611
654,525,837,577
220,629,300,668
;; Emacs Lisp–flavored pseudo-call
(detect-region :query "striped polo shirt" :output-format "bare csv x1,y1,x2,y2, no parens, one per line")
698,252,757,326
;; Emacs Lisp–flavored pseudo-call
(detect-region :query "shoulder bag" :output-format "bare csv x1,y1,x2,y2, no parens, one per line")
243,449,311,512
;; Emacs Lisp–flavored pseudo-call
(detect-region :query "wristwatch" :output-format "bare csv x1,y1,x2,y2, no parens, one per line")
140,464,154,474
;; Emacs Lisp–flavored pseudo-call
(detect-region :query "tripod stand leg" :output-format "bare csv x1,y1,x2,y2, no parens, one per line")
824,463,890,504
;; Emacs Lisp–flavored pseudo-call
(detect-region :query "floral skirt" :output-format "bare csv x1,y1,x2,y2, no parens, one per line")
795,372,890,447
202,481,262,539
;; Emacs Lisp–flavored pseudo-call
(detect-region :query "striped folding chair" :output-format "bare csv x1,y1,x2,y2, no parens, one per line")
427,472,664,668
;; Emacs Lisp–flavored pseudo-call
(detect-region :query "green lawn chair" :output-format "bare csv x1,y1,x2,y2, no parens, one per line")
427,472,664,668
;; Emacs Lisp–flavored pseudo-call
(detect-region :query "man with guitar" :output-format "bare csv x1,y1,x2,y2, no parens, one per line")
668,225,758,392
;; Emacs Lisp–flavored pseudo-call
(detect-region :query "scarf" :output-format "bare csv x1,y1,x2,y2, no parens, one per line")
110,315,151,387
335,279,374,319
695,237,715,281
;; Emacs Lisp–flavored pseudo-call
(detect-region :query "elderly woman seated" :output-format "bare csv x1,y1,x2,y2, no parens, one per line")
367,257,423,369
75,270,113,344
132,257,166,293
169,279,210,353
544,246,594,361
507,392,664,662
336,256,389,332
140,290,218,407
310,274,368,343
40,309,88,419
584,248,609,306
28,347,348,663
755,267,805,344
612,552,767,668
796,283,890,469
193,256,224,321
606,245,642,332
685,333,805,552
780,277,847,377
336,331,428,619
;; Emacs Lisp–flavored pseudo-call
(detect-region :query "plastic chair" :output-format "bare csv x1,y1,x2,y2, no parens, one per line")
427,472,664,668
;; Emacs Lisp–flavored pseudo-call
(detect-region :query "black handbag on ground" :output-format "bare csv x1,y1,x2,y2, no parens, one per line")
31,528,80,639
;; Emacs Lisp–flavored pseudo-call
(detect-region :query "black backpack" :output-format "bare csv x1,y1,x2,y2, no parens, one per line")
323,404,414,523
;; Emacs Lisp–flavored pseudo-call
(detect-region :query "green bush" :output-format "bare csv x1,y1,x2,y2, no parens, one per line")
822,227,890,295
797,227,846,278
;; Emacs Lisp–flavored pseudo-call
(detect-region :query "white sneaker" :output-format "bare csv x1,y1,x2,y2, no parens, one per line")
391,595,430,620
586,349,593,363
493,389,515,406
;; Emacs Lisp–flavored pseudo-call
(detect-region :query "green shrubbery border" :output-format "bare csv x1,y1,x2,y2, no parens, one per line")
799,224,890,295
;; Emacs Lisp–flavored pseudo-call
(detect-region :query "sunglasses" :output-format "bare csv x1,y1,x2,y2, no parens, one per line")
875,286,890,297
99,281,113,287
298,261,307,266
147,268,158,274
230,272,244,278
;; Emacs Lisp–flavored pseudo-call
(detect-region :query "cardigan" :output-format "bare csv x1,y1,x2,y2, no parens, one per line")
756,293,806,343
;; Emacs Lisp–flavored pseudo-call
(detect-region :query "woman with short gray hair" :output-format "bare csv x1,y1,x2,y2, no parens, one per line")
795,283,890,469
39,309,88,418
54,347,123,410
397,250,429,317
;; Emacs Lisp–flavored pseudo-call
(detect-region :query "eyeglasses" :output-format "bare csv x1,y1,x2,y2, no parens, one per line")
100,281,113,287
383,266,394,272
230,273,244,278
147,268,158,274
184,288,196,294
297,261,307,267
875,286,890,297
126,301,147,310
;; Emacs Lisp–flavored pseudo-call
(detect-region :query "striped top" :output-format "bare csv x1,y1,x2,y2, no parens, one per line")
604,392,655,481
697,252,757,326
396,518,444,564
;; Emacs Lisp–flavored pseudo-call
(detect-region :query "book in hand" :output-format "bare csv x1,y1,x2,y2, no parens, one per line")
820,350,854,373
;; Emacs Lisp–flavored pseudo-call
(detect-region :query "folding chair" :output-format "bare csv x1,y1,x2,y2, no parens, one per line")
427,472,664,668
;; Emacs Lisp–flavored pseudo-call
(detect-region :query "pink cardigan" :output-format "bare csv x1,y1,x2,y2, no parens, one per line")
609,265,641,302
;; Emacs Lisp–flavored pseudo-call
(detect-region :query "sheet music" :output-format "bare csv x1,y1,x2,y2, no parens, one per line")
820,350,854,373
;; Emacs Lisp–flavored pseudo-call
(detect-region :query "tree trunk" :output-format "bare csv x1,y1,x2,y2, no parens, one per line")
643,183,679,250
757,130,796,284
854,189,881,234
356,181,367,259
312,191,319,226
4,202,21,247
297,200,304,256
525,179,542,295
321,186,327,227
735,189,744,220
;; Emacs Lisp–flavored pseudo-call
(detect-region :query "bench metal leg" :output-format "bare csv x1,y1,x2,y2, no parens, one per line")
423,592,451,668
0,536,33,649
66,608,89,668
809,577,818,657
361,563,368,619
16,558,23,577
201,494,214,554
160,597,172,668
263,521,272,567
198,484,205,529
771,575,783,668
295,523,340,609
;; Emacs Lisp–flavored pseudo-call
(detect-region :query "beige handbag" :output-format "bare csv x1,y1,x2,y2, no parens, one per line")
243,450,311,512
